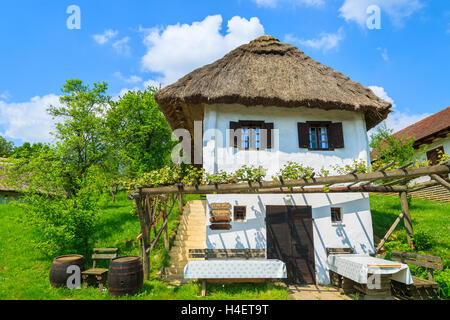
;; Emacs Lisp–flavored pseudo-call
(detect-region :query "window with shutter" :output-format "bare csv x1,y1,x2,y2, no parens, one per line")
229,121,274,150
298,121,344,151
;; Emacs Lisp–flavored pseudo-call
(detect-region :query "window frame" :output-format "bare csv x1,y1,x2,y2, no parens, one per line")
306,121,332,151
330,207,343,224
230,121,273,151
233,206,247,222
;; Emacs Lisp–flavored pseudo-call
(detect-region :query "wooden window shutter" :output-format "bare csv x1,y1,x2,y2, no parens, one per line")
230,122,240,148
264,123,274,149
298,123,309,148
329,122,344,149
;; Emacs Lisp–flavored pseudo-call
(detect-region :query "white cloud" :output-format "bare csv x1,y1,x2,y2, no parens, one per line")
141,15,265,85
113,72,143,84
285,28,345,52
0,94,61,143
143,79,162,89
251,0,324,8
112,37,131,56
368,86,429,134
93,29,118,45
339,0,424,27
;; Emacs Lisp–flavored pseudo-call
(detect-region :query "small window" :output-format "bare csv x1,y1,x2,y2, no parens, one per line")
427,146,445,166
331,208,342,223
234,206,247,221
309,126,329,150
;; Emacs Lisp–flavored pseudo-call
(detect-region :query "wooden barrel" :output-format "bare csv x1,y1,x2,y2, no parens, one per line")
108,256,143,296
49,255,85,288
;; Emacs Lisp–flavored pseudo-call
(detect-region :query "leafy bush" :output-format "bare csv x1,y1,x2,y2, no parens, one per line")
412,231,435,251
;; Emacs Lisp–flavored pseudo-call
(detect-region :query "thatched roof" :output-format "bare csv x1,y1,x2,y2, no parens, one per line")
155,35,392,131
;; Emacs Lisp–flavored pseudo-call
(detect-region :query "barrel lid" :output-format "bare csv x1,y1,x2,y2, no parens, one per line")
54,254,84,261
113,256,140,263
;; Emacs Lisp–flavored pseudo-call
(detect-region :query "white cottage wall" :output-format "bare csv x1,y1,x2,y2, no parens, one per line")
202,104,370,176
202,104,375,285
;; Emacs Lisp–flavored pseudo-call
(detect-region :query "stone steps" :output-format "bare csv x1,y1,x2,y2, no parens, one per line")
164,200,206,283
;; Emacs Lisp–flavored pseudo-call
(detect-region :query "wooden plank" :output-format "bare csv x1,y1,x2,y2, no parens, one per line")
392,257,443,270
92,254,117,260
210,217,232,223
94,248,118,253
209,224,232,231
210,203,231,210
431,174,450,191
391,251,443,263
326,247,354,256
210,209,231,217
375,211,405,254
368,265,402,268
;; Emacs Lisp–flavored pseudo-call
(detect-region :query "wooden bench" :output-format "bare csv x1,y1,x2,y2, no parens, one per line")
82,248,118,290
390,250,443,300
188,249,271,297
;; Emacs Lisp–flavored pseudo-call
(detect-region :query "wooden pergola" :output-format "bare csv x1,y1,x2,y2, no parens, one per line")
127,162,450,280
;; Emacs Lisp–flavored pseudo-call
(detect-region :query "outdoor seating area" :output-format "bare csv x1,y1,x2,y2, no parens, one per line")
185,249,287,296
81,248,118,291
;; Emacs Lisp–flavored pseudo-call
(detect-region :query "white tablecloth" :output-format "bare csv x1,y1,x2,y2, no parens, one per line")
327,254,413,285
184,259,287,279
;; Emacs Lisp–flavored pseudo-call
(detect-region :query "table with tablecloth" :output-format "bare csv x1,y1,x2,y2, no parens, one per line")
184,259,287,279
327,254,413,285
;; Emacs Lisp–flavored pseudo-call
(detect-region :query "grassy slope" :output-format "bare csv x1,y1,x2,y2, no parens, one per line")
0,193,288,300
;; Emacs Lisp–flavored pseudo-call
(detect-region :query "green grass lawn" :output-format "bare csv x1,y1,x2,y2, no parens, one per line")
0,192,289,300
370,194,450,299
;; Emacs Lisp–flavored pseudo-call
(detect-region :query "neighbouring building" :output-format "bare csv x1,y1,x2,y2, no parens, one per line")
374,107,450,202
155,36,392,285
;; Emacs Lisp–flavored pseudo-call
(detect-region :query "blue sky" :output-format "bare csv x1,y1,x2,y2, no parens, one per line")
0,0,449,145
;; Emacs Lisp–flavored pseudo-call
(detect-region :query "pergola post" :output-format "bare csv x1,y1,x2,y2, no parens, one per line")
135,191,151,280
400,191,415,250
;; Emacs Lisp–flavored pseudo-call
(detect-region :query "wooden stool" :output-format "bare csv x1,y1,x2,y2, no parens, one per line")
82,248,118,290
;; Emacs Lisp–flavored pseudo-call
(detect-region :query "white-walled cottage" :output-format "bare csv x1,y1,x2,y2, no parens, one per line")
155,36,392,285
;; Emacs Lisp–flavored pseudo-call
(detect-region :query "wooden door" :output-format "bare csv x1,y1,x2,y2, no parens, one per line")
266,205,316,284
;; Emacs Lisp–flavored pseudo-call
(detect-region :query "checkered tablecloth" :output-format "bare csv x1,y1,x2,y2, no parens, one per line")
184,259,287,279
327,254,413,285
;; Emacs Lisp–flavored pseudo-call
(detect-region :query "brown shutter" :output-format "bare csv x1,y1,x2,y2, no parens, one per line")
298,123,309,148
230,122,240,148
329,122,344,149
265,123,274,149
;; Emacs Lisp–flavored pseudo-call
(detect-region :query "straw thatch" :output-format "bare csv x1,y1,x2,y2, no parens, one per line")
155,35,392,131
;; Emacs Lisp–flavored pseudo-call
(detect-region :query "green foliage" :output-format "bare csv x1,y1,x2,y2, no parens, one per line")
0,135,14,158
412,230,435,251
10,149,101,257
48,79,112,196
273,161,315,181
106,87,175,177
370,122,418,169
11,142,51,159
369,122,393,150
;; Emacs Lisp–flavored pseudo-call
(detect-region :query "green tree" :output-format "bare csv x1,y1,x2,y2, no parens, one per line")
48,79,112,196
370,122,416,168
9,79,113,257
0,135,14,158
106,87,175,177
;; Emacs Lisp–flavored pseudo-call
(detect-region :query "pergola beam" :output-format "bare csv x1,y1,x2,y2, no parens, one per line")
430,174,450,191
130,163,450,196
